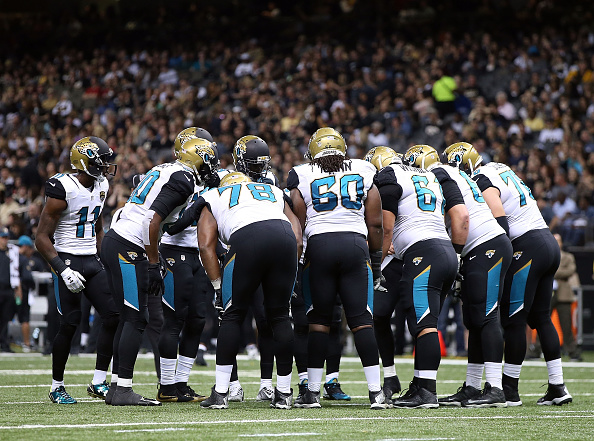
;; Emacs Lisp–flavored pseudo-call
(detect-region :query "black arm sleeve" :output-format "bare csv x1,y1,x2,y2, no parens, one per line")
433,168,464,212
149,171,195,219
496,215,510,237
473,174,496,192
286,169,299,190
44,178,66,200
378,184,402,216
373,166,398,189
283,192,294,210
164,197,209,235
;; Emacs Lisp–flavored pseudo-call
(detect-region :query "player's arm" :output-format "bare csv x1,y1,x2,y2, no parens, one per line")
365,184,385,289
284,200,303,259
435,169,469,253
286,169,306,232
373,167,402,260
197,207,221,283
163,199,201,236
95,213,104,255
145,171,195,264
36,181,85,293
474,174,509,236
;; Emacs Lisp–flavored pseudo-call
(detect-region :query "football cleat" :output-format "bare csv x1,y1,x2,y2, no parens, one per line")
256,386,274,402
200,386,229,409
177,383,207,402
296,379,308,401
195,349,208,366
87,381,109,400
323,378,351,401
228,384,244,402
111,387,161,406
503,383,523,407
369,389,391,409
294,389,321,408
49,386,77,404
392,383,438,409
156,384,193,403
104,382,117,405
461,382,507,408
382,375,401,400
438,382,481,407
537,383,572,406
270,388,293,409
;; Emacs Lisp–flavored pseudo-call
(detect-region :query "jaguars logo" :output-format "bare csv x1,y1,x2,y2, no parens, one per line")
127,251,138,260
178,133,197,147
76,140,100,158
413,257,423,266
99,191,106,202
513,251,523,260
166,258,175,266
234,141,247,160
198,145,216,164
485,250,496,258
404,146,424,166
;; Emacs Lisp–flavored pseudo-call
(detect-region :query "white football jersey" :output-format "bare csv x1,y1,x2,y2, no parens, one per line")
432,165,505,256
160,169,231,248
378,164,450,259
112,162,195,248
46,173,109,255
200,181,289,244
287,159,377,239
473,163,547,240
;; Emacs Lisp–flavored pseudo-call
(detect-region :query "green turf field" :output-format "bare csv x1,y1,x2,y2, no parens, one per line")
0,352,593,441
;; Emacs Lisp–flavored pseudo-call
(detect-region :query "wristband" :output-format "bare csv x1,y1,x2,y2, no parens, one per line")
211,278,221,290
49,256,68,274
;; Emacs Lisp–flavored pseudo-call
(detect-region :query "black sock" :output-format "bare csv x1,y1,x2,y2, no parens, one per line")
481,319,503,363
467,330,483,364
353,327,379,367
504,323,526,366
293,325,308,375
418,377,436,394
414,332,440,371
536,321,562,361
374,316,395,369
308,331,329,369
326,323,342,376
503,374,518,389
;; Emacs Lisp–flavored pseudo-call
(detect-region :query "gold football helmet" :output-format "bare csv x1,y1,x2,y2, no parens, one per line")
364,146,402,171
404,145,440,169
232,135,271,180
70,136,116,182
177,138,218,181
444,142,482,173
306,127,347,160
173,127,214,159
219,171,252,187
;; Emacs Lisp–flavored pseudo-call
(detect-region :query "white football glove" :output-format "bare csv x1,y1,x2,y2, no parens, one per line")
60,267,86,293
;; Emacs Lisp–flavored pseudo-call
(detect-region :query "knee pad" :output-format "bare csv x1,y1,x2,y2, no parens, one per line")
463,312,485,330
415,313,438,334
185,316,206,335
255,318,273,338
101,312,120,331
63,310,82,328
527,310,551,330
269,317,293,344
346,311,372,330
58,322,78,338
124,309,148,333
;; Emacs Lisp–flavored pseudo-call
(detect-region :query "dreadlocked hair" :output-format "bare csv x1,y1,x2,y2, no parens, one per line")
312,155,350,173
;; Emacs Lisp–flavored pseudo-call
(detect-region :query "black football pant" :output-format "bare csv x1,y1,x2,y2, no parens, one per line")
50,253,119,382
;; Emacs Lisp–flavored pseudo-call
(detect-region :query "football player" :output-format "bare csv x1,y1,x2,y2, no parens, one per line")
192,172,302,409
101,137,218,406
288,128,390,409
372,148,466,408
404,145,512,407
36,137,120,404
452,142,572,406
363,146,405,401
156,127,225,403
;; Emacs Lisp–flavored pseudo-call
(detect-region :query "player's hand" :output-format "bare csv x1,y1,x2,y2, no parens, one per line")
258,177,274,185
387,243,395,255
60,267,86,293
374,274,388,292
213,287,223,321
148,263,164,296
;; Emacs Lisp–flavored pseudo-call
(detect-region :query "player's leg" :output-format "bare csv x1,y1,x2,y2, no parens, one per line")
83,257,119,400
48,254,83,404
527,231,571,406
260,219,297,409
373,258,403,399
291,265,309,398
393,239,457,409
339,234,388,409
323,302,350,401
252,286,275,401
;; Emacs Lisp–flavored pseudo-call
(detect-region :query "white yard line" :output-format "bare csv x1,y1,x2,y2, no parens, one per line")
238,433,321,437
1,414,594,430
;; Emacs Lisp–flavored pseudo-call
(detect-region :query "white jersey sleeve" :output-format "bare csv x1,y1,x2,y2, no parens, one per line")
473,163,547,240
46,173,109,255
375,164,450,259
111,162,195,248
287,159,376,239
201,181,289,244
432,165,505,256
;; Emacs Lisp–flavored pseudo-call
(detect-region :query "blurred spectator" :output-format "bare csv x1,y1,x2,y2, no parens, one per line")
432,68,457,119
0,228,21,352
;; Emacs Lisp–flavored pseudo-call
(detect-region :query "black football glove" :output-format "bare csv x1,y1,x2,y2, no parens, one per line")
370,250,387,292
258,177,275,185
148,262,164,297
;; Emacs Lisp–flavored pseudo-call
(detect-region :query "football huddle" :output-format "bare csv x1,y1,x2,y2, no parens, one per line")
37,126,572,410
